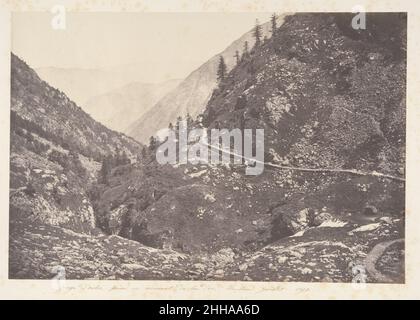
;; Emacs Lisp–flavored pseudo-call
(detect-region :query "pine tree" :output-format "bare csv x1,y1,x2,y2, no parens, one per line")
271,13,277,36
234,50,240,65
174,116,183,141
120,151,130,165
242,41,249,60
196,114,204,128
99,156,111,185
114,146,121,166
186,113,194,129
141,147,147,159
148,136,158,151
25,181,36,197
204,107,216,127
253,19,262,47
216,56,227,83
239,111,245,157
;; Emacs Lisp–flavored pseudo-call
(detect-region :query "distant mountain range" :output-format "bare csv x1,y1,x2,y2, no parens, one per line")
35,67,134,106
35,67,180,133
12,55,142,160
10,53,142,235
35,17,280,143
83,79,181,132
127,18,280,143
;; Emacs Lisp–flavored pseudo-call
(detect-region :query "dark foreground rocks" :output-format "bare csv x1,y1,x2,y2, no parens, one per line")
9,209,404,283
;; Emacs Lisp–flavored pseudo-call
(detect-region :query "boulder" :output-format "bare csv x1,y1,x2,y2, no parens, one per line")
214,248,235,266
313,212,333,226
363,205,378,217
283,208,311,233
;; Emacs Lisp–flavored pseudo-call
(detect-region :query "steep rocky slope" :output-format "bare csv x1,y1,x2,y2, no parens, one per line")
10,13,406,283
105,12,406,254
127,19,277,143
9,53,142,235
203,13,406,176
12,54,141,160
36,68,180,133
36,66,150,108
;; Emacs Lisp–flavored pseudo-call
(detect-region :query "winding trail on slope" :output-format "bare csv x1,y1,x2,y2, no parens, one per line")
364,238,404,283
202,142,405,182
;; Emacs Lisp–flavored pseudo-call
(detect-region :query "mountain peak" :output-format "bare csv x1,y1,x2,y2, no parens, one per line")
127,16,284,143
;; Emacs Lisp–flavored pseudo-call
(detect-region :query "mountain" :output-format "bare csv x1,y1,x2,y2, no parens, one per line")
9,53,142,236
83,79,181,132
35,67,135,107
10,13,406,282
127,18,280,143
99,12,405,278
12,55,142,160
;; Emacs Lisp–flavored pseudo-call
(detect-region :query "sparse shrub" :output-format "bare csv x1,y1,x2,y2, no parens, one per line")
99,157,111,185
24,182,36,197
217,56,227,83
48,150,69,169
249,107,260,119
25,132,34,142
52,186,62,205
234,95,247,110
14,127,24,136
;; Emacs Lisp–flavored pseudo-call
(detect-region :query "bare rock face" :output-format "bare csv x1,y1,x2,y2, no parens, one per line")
10,54,142,234
9,149,97,234
129,181,270,253
312,212,334,227
283,208,312,234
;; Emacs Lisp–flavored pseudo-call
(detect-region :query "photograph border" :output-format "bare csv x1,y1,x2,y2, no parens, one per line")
0,0,418,299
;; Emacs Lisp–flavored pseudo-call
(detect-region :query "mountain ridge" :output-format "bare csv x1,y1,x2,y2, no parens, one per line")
10,53,142,235
127,18,280,143
84,79,181,132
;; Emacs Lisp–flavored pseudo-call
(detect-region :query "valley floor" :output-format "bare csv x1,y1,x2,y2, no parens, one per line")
9,213,404,283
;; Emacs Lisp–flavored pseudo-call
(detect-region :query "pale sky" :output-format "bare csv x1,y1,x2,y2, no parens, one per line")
12,12,272,82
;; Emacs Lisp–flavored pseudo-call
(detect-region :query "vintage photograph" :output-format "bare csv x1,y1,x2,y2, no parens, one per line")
8,11,406,283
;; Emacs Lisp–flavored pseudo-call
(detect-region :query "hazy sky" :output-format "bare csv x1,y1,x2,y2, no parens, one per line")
12,12,272,82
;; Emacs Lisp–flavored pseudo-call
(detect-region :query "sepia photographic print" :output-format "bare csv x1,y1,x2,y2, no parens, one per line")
0,0,419,300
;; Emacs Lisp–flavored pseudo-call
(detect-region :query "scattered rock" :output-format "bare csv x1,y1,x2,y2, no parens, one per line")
363,205,378,217
283,208,311,233
313,212,333,226
300,267,312,275
238,263,248,271
277,256,288,264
